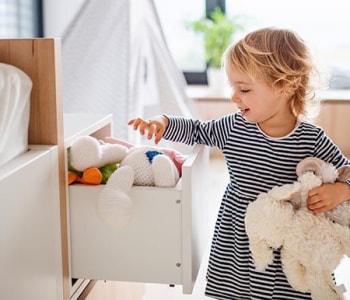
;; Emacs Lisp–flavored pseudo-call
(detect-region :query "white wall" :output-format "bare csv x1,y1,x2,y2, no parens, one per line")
47,0,130,138
42,0,86,37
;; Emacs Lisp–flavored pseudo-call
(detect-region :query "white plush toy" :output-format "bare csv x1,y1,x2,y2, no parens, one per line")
69,136,184,229
245,157,350,300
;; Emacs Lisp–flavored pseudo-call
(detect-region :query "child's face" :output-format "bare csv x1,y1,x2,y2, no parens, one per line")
227,66,293,128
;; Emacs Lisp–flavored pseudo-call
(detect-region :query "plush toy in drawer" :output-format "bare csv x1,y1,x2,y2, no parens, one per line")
68,136,186,229
69,142,209,293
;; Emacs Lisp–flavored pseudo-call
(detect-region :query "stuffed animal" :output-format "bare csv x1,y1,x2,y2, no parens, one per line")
68,136,185,229
67,135,129,185
296,157,350,227
245,157,350,300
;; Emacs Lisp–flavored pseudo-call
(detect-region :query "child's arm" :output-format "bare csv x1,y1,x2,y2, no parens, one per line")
128,115,169,144
307,182,350,214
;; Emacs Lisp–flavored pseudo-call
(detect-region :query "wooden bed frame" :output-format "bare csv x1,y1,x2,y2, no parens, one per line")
0,39,69,299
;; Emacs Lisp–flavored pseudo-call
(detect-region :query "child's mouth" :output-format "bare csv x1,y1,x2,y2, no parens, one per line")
240,108,249,115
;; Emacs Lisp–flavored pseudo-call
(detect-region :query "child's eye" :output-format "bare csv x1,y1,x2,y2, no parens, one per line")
241,89,250,93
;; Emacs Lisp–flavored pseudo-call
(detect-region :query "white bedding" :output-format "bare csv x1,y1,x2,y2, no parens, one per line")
0,63,32,168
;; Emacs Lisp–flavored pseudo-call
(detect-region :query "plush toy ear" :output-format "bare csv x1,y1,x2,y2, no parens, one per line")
296,157,324,178
267,182,300,203
279,190,300,202
337,165,350,182
96,166,134,229
99,143,129,167
70,136,103,171
151,154,179,187
105,136,134,149
159,148,186,177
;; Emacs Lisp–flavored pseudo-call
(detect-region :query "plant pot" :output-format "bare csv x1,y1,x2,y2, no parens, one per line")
207,68,228,92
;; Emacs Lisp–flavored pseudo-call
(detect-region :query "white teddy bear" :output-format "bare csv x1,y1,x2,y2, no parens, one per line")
245,157,350,300
69,136,183,229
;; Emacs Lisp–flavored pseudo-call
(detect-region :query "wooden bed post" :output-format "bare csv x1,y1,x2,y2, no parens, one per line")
0,39,70,299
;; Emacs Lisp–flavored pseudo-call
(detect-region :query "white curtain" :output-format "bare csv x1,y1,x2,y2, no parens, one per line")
129,0,196,148
62,0,195,143
62,0,130,138
129,0,196,118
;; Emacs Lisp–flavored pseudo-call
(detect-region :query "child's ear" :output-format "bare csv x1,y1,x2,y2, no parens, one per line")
337,165,350,182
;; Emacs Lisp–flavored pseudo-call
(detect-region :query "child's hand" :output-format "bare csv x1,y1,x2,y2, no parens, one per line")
128,116,168,144
307,182,350,214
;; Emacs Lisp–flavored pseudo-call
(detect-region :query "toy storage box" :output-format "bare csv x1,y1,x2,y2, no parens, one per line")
65,114,211,294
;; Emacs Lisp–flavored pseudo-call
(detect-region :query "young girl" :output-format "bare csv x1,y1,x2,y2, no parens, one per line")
128,27,350,299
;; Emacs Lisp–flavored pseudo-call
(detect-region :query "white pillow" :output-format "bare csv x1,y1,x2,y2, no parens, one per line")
0,63,32,167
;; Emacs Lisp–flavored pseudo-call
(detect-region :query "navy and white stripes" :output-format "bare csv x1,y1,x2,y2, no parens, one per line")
163,112,349,299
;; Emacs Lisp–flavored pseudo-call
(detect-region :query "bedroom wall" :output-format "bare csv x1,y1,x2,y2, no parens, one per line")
42,0,130,139
42,0,86,37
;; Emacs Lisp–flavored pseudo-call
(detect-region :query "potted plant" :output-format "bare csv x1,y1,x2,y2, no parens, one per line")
187,7,245,89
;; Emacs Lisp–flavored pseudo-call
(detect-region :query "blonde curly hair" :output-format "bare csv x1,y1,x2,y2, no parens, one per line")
224,27,325,121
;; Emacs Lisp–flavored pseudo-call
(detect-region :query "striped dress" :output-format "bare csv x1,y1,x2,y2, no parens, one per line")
163,113,350,300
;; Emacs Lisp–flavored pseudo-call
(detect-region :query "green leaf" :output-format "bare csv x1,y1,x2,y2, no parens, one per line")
186,7,246,68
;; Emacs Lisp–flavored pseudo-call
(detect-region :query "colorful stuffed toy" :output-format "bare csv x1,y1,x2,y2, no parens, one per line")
67,136,128,185
68,136,186,229
245,157,350,300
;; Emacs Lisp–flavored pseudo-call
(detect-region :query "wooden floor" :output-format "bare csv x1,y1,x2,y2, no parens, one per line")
84,156,350,300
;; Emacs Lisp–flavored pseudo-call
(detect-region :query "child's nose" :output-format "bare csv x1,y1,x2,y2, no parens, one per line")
231,91,241,103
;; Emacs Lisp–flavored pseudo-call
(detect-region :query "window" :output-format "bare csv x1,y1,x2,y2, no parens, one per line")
154,0,225,84
154,0,350,88
0,0,43,38
226,0,350,89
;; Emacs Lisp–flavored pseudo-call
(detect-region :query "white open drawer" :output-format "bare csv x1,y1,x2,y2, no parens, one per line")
69,144,210,294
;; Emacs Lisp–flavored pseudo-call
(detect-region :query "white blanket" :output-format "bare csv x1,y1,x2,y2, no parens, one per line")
0,63,32,167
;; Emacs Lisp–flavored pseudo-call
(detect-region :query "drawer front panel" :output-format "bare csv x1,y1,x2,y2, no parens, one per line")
69,185,183,285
